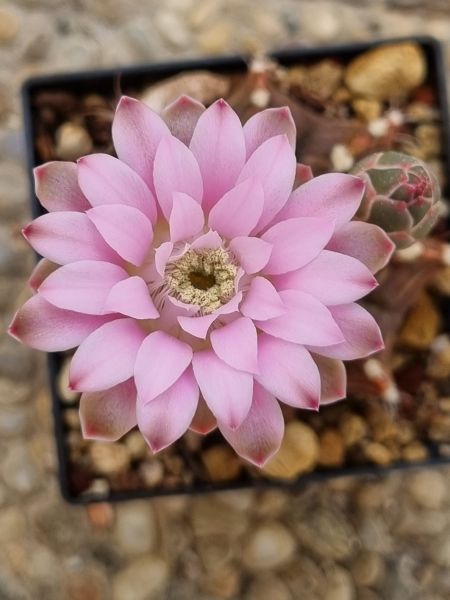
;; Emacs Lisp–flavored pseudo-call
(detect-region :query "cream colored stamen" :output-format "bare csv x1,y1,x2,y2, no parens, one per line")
166,247,238,314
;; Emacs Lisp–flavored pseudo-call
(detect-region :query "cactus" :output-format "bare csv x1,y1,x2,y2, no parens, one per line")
351,151,441,248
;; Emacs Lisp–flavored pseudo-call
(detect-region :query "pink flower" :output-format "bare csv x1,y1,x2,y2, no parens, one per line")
9,96,394,466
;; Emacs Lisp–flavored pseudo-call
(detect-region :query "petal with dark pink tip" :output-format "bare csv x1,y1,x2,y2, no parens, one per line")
134,331,193,401
87,205,153,267
80,379,137,441
112,95,170,194
162,95,205,146
307,303,384,360
28,259,58,291
255,290,345,346
256,333,320,409
311,353,347,405
34,161,90,212
237,134,296,232
219,382,284,467
190,99,246,212
190,396,217,434
192,349,253,430
137,367,199,452
69,318,146,391
78,153,157,223
243,106,296,158
211,317,258,373
272,250,377,305
8,295,114,352
23,212,120,266
153,135,203,219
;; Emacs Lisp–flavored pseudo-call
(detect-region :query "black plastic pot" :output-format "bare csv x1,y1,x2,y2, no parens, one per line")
22,36,450,503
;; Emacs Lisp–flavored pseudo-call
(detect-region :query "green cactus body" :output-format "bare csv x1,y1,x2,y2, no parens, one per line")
351,151,441,248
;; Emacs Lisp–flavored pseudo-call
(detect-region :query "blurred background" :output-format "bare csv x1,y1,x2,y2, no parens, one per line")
1,1,450,599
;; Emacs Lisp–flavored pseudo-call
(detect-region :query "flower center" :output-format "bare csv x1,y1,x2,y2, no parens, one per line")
166,247,238,314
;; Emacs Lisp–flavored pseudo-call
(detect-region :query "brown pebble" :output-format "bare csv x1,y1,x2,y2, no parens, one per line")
363,442,393,466
88,442,130,476
339,413,367,446
401,442,429,463
351,550,385,587
86,502,114,529
318,429,345,467
55,122,93,161
399,293,441,350
352,98,382,122
262,422,319,480
202,445,242,481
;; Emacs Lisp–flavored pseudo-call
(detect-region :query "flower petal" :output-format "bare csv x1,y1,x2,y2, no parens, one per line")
307,303,384,360
211,317,258,373
134,331,193,401
28,258,58,291
137,367,199,452
278,173,365,229
240,276,285,320
237,134,296,232
272,250,377,305
190,229,222,251
177,292,242,339
294,163,314,187
8,295,114,351
112,95,170,194
169,192,205,243
38,260,128,315
208,178,264,239
219,382,284,467
154,242,174,278
192,349,253,430
190,99,246,212
70,318,146,391
104,276,159,319
153,135,203,219
243,106,296,158
87,205,153,267
255,290,345,346
189,396,217,434
162,95,205,145
34,161,90,212
261,217,335,275
23,212,119,266
255,333,320,409
77,153,157,223
80,379,137,441
229,236,272,274
311,353,347,405
327,221,395,274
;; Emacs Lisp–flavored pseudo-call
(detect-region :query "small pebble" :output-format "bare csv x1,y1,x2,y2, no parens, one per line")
407,470,446,509
55,122,93,161
242,522,297,571
115,502,158,555
351,550,385,587
318,428,345,467
246,573,292,600
364,442,393,466
89,443,130,476
112,556,169,600
202,445,242,481
324,566,355,600
0,8,20,44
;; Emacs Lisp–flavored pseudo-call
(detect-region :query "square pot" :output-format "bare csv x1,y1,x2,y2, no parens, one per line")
22,36,450,503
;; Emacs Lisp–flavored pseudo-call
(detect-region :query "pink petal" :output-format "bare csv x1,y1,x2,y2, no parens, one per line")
178,292,242,339
34,161,90,212
134,331,193,401
218,382,284,467
261,217,335,275
80,379,137,441
8,294,114,352
189,396,217,434
208,178,264,238
153,135,203,219
240,276,285,320
189,99,246,212
307,303,384,360
327,221,395,274
311,353,347,405
255,333,320,409
112,95,170,194
23,212,119,266
229,236,272,274
170,192,205,242
137,367,199,452
28,258,58,291
162,95,205,146
39,260,128,314
243,107,296,158
70,318,146,391
211,317,258,373
278,173,365,229
272,250,377,305
256,290,345,346
192,349,253,430
190,229,222,250
87,205,153,267
77,153,157,223
294,163,314,187
154,241,174,278
237,134,296,232
104,276,159,319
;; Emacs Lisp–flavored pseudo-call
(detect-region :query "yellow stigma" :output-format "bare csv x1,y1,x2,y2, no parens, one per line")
166,247,237,314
